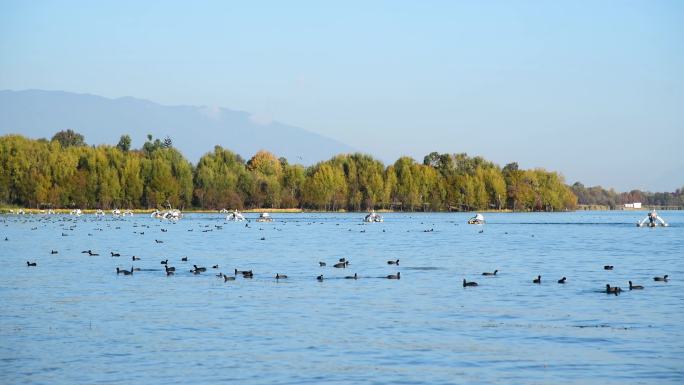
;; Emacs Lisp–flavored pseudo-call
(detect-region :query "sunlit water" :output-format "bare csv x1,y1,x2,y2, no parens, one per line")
1,211,683,385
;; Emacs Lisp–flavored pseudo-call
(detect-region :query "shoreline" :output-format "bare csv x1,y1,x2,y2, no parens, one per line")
1,207,680,215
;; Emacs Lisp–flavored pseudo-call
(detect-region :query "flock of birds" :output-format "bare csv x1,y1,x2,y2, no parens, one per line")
5,214,672,296
22,248,670,295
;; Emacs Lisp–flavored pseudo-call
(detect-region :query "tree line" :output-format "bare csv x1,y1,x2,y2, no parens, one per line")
0,130,579,211
571,182,684,209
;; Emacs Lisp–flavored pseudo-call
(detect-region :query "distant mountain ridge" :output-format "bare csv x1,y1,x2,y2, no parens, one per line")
0,89,355,164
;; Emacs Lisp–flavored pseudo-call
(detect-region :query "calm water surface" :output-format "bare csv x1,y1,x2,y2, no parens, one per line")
1,211,683,385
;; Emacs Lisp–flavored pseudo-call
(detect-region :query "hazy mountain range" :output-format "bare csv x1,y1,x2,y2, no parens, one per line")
0,89,355,164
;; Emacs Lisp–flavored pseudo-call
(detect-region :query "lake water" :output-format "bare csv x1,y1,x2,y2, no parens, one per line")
1,211,683,385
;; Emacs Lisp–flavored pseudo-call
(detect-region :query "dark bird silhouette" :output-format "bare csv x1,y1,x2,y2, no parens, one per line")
387,259,399,265
224,275,235,282
155,239,163,243
88,250,99,256
110,252,120,257
463,279,478,287
193,265,207,272
629,281,644,290
132,256,140,261
181,256,188,261
606,284,621,295
604,265,614,270
345,273,358,279
533,275,541,284
482,270,498,276
319,261,326,266
558,277,567,284
276,273,288,279
212,264,219,269
386,272,400,279
50,250,58,254
317,274,324,281
160,259,168,265
653,275,669,282
26,261,37,267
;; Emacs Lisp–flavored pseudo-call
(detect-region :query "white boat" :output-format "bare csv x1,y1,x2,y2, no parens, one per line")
226,210,245,221
256,212,273,222
364,210,383,223
151,208,182,221
637,210,668,227
467,213,485,225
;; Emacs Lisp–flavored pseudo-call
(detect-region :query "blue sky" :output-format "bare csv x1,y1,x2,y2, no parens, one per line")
1,0,682,191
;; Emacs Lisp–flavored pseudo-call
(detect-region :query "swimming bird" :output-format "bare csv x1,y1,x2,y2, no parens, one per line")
212,264,219,269
132,256,140,261
387,272,400,279
155,239,163,243
224,275,235,282
26,261,37,267
117,267,133,276
50,250,58,254
216,272,223,278
558,277,567,284
628,281,644,290
653,275,668,282
345,273,358,279
316,274,324,281
333,262,347,268
482,270,498,276
160,259,168,265
88,250,99,256
319,262,326,267
164,265,175,272
604,265,614,270
110,252,120,257
339,258,346,263
606,284,621,295
181,256,188,261
463,279,478,287
387,259,399,265
276,273,288,279
533,275,541,284
241,270,253,278
193,265,207,272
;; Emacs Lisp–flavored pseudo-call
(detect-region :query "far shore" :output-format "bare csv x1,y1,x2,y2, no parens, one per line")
1,206,679,215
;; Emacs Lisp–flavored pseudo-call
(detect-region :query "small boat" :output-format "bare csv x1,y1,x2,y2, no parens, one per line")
363,210,383,223
637,210,668,227
256,212,273,222
152,207,182,221
467,213,485,225
226,210,245,222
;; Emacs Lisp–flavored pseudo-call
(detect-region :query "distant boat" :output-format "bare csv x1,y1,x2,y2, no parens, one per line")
152,208,182,221
364,210,383,223
256,212,273,222
226,210,245,221
468,213,485,225
637,210,668,227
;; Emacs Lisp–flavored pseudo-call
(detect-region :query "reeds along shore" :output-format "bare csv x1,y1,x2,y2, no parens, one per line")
0,133,577,212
